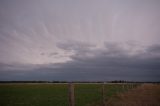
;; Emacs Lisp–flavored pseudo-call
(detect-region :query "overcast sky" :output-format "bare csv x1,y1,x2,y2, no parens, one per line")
0,0,160,81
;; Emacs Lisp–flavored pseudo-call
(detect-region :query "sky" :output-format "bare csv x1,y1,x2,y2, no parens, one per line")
0,0,160,81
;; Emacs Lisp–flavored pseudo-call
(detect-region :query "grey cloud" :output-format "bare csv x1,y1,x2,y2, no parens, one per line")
56,41,160,69
56,40,95,52
40,53,45,56
1,42,159,81
1,0,160,64
0,0,160,81
40,52,59,57
48,52,59,57
54,42,160,81
147,44,160,54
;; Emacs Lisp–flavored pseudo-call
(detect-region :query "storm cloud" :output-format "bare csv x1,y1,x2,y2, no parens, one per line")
0,42,160,81
0,0,160,81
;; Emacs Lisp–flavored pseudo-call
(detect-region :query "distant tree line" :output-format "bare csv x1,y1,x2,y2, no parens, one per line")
0,80,159,84
0,81,67,83
108,80,160,84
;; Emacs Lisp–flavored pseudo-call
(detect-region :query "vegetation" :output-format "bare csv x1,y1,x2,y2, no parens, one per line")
0,84,68,106
0,83,138,106
106,84,160,106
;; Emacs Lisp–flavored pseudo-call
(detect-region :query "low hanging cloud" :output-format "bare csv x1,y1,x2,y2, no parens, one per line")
55,41,160,70
0,41,159,81
55,42,160,81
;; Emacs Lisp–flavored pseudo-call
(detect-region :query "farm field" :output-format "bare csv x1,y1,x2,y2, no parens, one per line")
106,84,160,106
0,83,139,106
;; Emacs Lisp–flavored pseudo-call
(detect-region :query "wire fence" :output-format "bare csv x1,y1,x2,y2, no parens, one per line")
68,83,140,106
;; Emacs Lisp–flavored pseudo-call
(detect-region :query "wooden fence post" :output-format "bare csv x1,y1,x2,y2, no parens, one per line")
68,83,75,106
122,84,125,91
102,82,106,106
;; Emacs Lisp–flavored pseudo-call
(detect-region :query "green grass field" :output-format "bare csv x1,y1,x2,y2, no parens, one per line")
0,83,137,106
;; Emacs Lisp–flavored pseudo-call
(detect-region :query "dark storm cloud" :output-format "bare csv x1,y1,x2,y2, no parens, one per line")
56,42,160,69
1,42,159,81
59,42,160,80
147,44,160,54
0,0,160,81
57,43,160,81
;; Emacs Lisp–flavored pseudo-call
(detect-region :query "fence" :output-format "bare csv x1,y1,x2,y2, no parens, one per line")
68,83,138,106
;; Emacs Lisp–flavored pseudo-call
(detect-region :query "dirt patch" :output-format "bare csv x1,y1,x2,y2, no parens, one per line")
106,84,160,106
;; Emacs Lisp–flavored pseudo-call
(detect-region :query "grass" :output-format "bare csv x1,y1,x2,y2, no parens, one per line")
75,84,102,106
0,84,68,106
106,84,160,106
0,83,137,106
